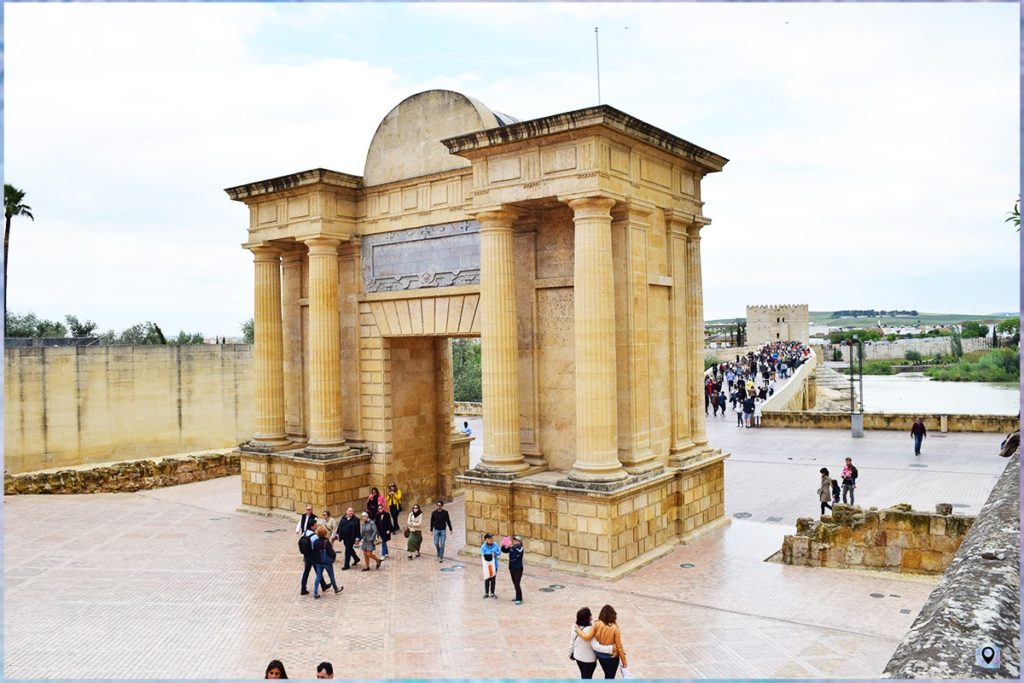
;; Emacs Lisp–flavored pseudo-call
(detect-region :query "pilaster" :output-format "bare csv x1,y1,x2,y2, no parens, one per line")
281,248,306,445
687,224,710,451
666,212,695,463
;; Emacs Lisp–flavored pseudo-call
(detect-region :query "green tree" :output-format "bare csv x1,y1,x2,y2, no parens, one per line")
950,329,963,359
169,331,205,345
451,338,482,402
4,311,66,338
65,315,98,338
960,322,989,339
241,318,254,344
904,349,922,362
1006,196,1020,232
108,322,166,345
4,184,35,321
995,317,1019,348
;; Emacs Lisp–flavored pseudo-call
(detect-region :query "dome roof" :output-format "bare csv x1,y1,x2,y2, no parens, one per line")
363,90,513,187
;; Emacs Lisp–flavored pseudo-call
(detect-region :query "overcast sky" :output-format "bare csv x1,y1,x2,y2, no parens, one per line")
5,2,1019,336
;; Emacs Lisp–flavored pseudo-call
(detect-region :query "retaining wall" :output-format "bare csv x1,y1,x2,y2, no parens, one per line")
761,411,1017,433
3,451,240,494
4,345,254,474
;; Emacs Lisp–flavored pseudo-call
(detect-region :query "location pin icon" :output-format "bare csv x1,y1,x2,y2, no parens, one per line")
982,647,995,664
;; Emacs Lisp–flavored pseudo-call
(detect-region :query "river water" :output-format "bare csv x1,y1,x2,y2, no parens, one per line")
857,373,1019,415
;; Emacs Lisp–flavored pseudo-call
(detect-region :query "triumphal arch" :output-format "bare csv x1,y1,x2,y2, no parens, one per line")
226,90,729,578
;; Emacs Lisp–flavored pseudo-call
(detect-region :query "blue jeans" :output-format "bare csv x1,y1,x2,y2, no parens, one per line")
301,557,327,592
913,434,923,454
381,540,389,557
314,563,337,596
433,529,447,559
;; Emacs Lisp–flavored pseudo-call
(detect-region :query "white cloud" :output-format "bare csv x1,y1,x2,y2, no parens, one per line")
4,3,1018,333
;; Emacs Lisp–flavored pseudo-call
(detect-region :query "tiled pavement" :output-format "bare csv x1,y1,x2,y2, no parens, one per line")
4,424,1011,679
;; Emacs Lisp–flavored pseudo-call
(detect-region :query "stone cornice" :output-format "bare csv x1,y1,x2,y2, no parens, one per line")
225,168,362,201
441,105,729,173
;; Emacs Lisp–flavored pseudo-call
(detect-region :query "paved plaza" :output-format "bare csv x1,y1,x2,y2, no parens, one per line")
4,424,1009,679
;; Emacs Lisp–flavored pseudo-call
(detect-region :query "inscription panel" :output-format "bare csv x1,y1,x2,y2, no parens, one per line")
362,220,480,293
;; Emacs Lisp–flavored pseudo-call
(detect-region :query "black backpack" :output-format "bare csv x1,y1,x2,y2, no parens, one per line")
830,479,840,500
298,533,313,558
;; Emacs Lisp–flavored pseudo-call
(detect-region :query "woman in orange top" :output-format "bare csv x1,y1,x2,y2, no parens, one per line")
575,604,627,678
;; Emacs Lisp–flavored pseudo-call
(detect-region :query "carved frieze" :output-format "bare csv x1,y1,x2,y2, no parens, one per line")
361,220,481,293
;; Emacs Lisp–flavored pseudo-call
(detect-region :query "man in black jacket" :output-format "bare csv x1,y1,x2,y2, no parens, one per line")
335,507,361,570
430,500,453,562
295,503,317,535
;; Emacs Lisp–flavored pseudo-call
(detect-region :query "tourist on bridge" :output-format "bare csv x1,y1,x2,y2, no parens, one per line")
295,503,317,535
570,607,615,679
501,534,526,604
431,500,453,562
841,457,858,505
575,604,628,679
299,518,329,595
311,525,343,598
336,507,361,570
359,511,382,571
366,487,385,518
406,503,424,559
374,506,394,560
319,508,336,539
386,482,403,532
753,397,764,428
911,417,927,456
480,533,501,598
315,662,333,679
818,468,834,515
265,660,288,679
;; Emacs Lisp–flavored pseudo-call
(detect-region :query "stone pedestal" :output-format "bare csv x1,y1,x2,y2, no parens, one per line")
458,451,727,579
239,448,372,516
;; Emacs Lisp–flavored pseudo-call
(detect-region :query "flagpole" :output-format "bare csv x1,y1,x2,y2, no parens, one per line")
595,27,601,105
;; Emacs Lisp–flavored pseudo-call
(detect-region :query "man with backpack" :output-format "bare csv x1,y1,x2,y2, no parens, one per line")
299,518,329,596
841,457,859,505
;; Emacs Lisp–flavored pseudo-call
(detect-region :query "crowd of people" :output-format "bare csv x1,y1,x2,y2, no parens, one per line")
295,483,456,597
705,340,811,428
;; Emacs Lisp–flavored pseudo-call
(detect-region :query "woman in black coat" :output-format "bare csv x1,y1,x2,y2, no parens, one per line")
375,508,393,560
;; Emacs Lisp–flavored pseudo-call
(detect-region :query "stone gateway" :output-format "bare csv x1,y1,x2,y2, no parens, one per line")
226,90,729,578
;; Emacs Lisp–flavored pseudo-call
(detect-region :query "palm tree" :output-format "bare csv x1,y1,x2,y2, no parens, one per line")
4,184,35,319
1006,196,1020,232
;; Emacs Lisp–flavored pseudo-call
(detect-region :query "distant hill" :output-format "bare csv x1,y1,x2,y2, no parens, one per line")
707,312,1013,326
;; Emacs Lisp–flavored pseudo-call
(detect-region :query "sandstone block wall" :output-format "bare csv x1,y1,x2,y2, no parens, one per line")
239,451,372,515
781,503,974,573
3,451,240,495
5,345,253,474
460,457,726,579
761,411,1018,433
836,335,991,361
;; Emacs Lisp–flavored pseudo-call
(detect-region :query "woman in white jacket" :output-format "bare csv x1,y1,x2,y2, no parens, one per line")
570,607,614,679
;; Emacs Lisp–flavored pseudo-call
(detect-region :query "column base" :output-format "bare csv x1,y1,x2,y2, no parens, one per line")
620,449,663,476
241,438,292,454
467,460,531,481
301,445,352,461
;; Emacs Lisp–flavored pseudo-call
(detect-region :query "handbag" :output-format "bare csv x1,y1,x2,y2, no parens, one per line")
403,527,410,538
620,666,634,679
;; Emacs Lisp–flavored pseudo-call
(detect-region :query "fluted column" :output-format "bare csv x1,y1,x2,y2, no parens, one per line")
687,224,709,450
667,214,694,460
477,208,527,474
251,245,289,448
281,249,306,444
304,237,347,452
567,196,627,483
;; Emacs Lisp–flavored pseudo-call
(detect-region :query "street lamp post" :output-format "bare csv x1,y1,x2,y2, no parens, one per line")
850,335,864,438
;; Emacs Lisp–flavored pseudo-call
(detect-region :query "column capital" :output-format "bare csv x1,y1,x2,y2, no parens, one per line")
473,207,519,232
686,216,712,238
564,195,617,217
250,244,282,262
611,200,655,222
303,236,341,256
281,248,304,264
664,209,698,235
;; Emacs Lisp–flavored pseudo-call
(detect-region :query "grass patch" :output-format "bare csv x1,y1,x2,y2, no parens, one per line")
923,349,1020,382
